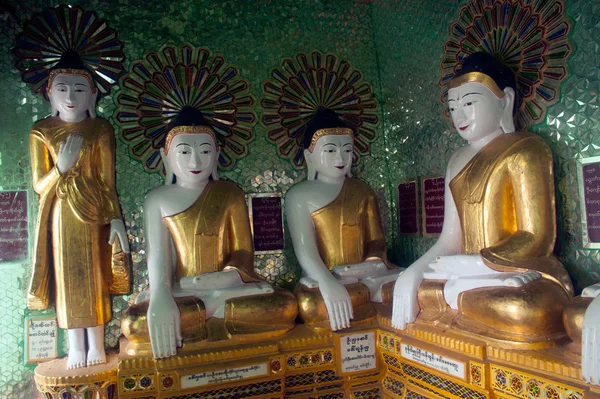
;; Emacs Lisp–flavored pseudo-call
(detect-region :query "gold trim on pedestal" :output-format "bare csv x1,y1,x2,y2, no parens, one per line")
34,354,118,399
33,307,600,399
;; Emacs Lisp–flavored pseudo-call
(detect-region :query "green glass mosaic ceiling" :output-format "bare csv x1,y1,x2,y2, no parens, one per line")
0,0,598,396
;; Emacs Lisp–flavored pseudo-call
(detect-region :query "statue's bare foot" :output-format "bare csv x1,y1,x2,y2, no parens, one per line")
87,348,106,367
503,272,540,287
66,350,86,370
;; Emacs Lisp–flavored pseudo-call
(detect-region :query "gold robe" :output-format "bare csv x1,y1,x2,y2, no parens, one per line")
27,117,128,329
296,178,396,329
418,131,573,345
122,180,297,344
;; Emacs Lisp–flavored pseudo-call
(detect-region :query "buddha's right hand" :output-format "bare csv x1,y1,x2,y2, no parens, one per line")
147,293,182,359
57,135,83,174
582,295,600,384
319,277,354,331
391,267,423,330
583,283,600,298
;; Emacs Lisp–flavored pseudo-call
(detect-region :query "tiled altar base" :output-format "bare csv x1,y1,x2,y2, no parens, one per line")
376,310,600,399
35,316,600,399
117,324,384,399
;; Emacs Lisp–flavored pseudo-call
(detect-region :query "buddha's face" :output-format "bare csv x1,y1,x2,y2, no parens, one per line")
49,75,95,122
307,134,353,180
166,133,217,186
448,81,505,143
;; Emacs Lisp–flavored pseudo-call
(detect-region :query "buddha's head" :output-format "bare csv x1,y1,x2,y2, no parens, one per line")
447,52,517,143
303,108,354,181
161,107,220,186
48,50,98,123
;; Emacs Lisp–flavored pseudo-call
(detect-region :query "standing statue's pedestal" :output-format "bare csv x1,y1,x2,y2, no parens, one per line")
34,354,118,399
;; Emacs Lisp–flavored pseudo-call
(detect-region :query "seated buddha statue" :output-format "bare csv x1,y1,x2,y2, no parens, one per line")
286,108,401,331
391,52,574,347
121,107,297,359
27,50,131,369
563,283,600,384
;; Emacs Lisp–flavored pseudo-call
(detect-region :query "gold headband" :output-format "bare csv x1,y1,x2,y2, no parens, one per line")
163,125,218,154
306,127,354,153
447,72,505,99
47,69,96,94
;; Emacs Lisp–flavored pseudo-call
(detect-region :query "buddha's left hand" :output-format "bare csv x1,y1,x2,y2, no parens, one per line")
582,283,600,298
582,296,600,385
425,254,493,279
109,219,130,253
332,260,387,279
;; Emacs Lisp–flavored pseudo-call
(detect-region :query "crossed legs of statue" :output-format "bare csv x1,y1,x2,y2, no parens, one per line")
122,284,298,348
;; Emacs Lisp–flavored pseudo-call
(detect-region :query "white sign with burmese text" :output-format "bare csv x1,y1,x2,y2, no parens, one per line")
339,331,377,373
26,318,58,363
401,343,465,379
180,363,268,388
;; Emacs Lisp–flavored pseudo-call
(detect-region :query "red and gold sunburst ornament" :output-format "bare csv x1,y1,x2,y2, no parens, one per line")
116,45,256,173
261,52,379,168
440,0,572,130
13,4,125,99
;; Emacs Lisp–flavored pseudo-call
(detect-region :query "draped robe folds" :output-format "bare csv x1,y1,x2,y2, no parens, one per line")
296,178,398,327
27,117,129,329
121,180,297,343
418,131,573,343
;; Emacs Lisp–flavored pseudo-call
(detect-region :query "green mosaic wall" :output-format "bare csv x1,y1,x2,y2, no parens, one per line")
0,0,598,396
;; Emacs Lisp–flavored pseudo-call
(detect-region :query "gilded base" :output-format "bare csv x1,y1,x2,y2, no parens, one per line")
115,306,600,399
34,353,118,399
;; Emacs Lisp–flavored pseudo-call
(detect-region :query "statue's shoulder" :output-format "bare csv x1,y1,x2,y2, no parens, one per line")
94,117,113,130
346,178,377,198
211,180,244,197
285,180,314,204
508,131,551,156
30,117,60,135
144,184,171,207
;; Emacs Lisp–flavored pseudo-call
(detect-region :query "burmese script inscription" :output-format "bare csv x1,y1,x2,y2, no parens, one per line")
401,343,465,379
339,331,377,374
26,318,58,363
398,180,419,235
250,195,284,253
422,177,444,236
180,363,268,388
583,162,600,243
0,190,28,263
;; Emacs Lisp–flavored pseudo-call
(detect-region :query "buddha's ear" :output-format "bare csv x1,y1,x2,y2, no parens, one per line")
160,148,174,185
211,149,220,180
50,101,58,117
500,87,516,133
87,90,98,118
304,149,317,181
49,91,58,117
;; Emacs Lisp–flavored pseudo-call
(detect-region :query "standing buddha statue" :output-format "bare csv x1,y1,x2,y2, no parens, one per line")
286,108,402,331
27,50,131,369
391,52,573,347
121,107,297,359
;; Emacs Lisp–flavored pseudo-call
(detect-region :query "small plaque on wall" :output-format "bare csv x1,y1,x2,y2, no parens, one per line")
248,193,284,254
25,317,58,364
335,330,377,375
397,180,420,235
0,190,28,263
421,176,445,237
578,156,600,248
